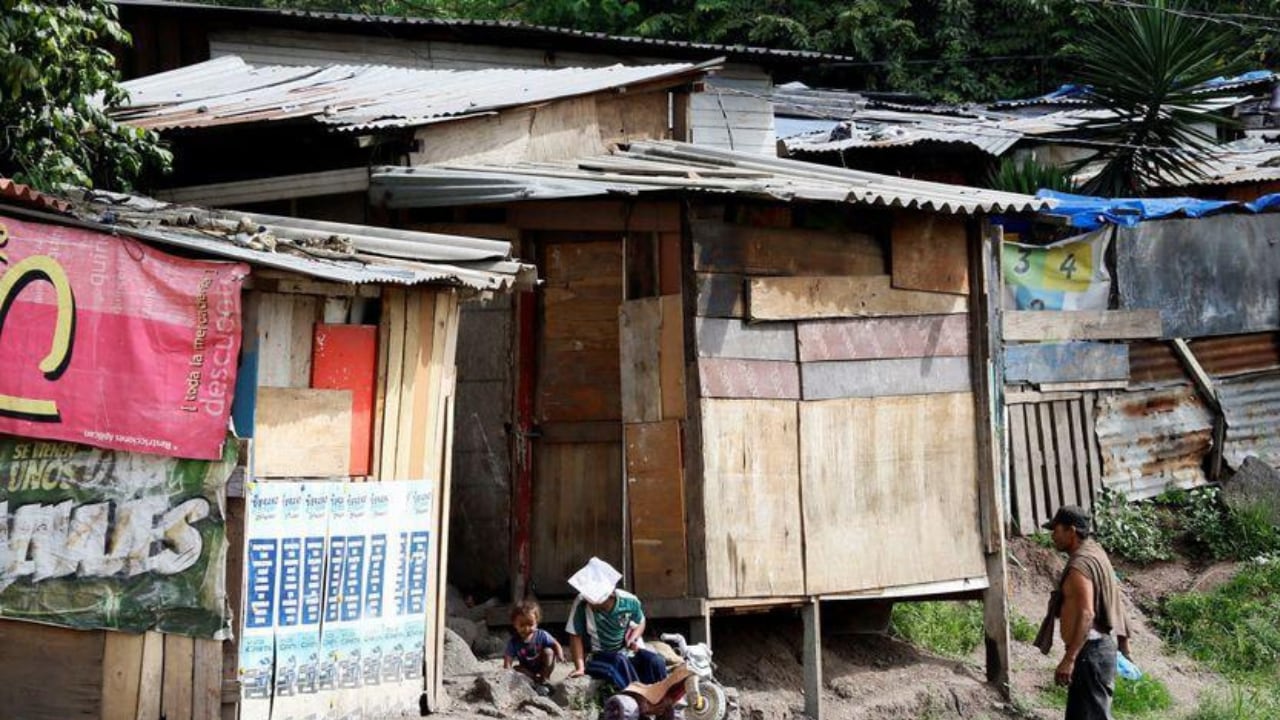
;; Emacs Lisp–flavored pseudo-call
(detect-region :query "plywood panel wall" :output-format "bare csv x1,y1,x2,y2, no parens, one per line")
700,399,805,598
799,393,986,595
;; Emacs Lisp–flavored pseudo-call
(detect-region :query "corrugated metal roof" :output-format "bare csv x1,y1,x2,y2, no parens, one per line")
0,190,534,292
371,139,1053,215
1219,371,1280,470
1094,386,1212,499
0,178,70,214
1160,138,1280,188
112,0,854,64
773,82,1250,158
113,56,710,132
1130,333,1280,385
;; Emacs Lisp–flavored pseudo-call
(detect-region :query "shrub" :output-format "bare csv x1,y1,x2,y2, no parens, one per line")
1183,487,1280,561
1093,489,1174,564
889,601,983,658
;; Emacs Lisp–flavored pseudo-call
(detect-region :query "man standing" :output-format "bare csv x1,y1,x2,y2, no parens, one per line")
1035,505,1131,720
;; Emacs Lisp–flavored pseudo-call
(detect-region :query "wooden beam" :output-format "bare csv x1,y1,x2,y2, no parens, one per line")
508,200,680,232
803,600,823,720
161,635,194,720
1003,310,1162,342
692,221,884,276
1003,342,1129,385
191,640,221,720
747,275,967,321
1171,338,1226,481
975,222,1010,697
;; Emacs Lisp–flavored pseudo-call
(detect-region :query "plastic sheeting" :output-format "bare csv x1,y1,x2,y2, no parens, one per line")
1037,189,1280,231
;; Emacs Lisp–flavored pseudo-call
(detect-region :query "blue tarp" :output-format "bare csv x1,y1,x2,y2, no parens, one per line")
1035,189,1280,230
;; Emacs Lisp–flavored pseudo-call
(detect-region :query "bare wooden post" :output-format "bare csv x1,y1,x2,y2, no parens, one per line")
973,221,1012,696
1171,338,1227,481
802,600,823,719
688,613,711,648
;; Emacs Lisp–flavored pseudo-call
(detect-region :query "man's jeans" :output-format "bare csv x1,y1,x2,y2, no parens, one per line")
1066,635,1117,720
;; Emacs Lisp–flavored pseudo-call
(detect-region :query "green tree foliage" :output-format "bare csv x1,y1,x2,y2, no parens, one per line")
199,1,1280,104
0,1,171,191
1070,0,1249,195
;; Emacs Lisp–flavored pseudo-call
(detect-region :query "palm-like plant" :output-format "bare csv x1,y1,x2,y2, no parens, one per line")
1071,0,1248,196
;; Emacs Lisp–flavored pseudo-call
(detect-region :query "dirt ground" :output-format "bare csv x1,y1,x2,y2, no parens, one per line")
431,537,1238,719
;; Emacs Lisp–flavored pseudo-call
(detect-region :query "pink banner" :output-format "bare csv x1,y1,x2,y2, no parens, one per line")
0,214,248,459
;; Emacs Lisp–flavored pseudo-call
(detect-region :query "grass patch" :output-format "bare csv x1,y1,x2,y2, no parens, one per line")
1183,487,1280,561
1041,674,1173,717
1029,531,1056,549
889,600,982,658
1154,558,1280,677
1010,612,1038,644
1186,682,1280,720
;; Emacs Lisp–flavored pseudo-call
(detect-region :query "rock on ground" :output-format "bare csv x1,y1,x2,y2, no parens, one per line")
444,627,484,678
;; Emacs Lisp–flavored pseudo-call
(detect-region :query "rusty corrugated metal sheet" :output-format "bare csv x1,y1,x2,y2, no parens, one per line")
1129,333,1280,384
1219,371,1280,469
113,56,709,132
0,178,70,214
1094,386,1211,499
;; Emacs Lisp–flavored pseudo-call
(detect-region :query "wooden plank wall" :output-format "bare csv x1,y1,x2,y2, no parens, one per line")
1005,391,1105,534
531,238,626,594
690,207,990,599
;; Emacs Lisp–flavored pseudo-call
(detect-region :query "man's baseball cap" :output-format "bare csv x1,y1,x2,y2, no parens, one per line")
1042,505,1091,532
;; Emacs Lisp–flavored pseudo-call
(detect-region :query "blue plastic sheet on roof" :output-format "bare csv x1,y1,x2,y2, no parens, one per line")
1036,189,1280,230
1200,70,1275,88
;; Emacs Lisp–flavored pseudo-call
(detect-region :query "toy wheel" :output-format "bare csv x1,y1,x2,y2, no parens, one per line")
686,681,727,720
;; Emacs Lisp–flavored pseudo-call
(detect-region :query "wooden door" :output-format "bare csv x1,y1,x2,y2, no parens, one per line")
529,236,626,595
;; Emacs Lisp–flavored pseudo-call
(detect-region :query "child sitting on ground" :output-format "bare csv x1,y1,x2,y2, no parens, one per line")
503,599,564,693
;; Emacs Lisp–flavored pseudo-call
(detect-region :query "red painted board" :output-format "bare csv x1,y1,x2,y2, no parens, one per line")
311,324,378,476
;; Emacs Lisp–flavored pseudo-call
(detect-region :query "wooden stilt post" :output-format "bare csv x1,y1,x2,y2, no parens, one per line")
802,600,823,719
974,221,1011,696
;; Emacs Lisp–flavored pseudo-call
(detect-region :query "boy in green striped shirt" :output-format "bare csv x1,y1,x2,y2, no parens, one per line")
565,557,668,689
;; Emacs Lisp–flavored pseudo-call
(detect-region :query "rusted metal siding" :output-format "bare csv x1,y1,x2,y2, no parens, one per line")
1118,215,1280,339
1129,333,1280,384
1094,386,1212,499
1219,371,1280,469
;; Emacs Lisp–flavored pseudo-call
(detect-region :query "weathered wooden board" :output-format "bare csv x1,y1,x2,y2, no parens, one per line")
192,640,221,720
256,292,319,388
531,441,625,595
1117,215,1280,338
659,295,686,420
312,324,379,476
698,358,801,399
800,394,986,595
659,233,682,296
695,317,796,361
1004,342,1129,385
691,220,886,276
101,632,145,720
254,387,353,477
700,399,805,598
1008,404,1037,535
891,211,970,295
1003,310,1162,341
537,239,624,423
625,421,688,599
620,297,663,423
748,275,968,321
797,315,969,362
138,631,164,720
162,634,194,720
801,357,972,400
0,620,106,719
695,273,745,318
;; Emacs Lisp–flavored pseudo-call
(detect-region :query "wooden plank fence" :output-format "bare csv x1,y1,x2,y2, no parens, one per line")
1006,391,1105,534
